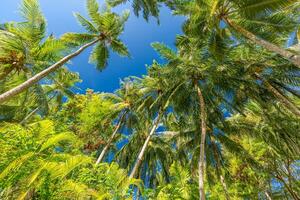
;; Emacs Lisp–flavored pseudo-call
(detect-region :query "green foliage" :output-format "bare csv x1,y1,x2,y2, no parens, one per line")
0,0,300,199
57,91,115,146
153,162,199,200
62,0,130,70
77,162,141,199
0,120,85,199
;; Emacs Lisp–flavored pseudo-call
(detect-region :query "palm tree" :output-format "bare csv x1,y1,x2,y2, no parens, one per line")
225,43,300,117
0,0,68,119
0,0,130,104
95,78,141,164
106,0,161,21
227,101,300,199
116,113,175,190
151,41,211,199
150,38,271,199
128,75,166,179
128,108,164,179
125,65,182,179
107,0,300,68
18,68,81,125
176,0,300,68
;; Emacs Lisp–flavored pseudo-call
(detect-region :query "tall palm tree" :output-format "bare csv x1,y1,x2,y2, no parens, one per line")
128,75,166,179
116,112,175,190
0,0,130,104
0,0,68,120
127,65,182,179
95,78,141,164
150,37,271,199
151,41,212,199
107,0,300,68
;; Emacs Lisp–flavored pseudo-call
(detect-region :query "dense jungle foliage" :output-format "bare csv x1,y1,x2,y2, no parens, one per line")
0,0,300,199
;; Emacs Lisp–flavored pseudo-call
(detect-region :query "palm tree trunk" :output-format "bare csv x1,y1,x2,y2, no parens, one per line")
20,107,39,125
254,73,300,117
129,109,162,179
0,39,100,104
194,80,207,200
276,175,300,200
96,113,125,164
224,18,300,68
211,139,230,200
264,191,272,200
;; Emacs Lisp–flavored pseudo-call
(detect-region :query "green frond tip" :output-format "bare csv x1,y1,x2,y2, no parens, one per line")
73,12,98,34
61,32,96,47
87,0,100,23
20,0,44,23
151,42,177,61
121,9,130,23
48,155,92,179
89,42,109,70
106,0,127,7
111,39,130,57
61,180,100,199
39,132,80,152
0,152,34,180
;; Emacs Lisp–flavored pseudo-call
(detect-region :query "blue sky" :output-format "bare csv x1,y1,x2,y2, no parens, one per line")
1,0,184,93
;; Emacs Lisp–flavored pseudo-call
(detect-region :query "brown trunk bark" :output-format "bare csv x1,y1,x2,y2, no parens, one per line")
129,109,163,179
254,73,300,117
0,39,100,104
194,80,207,200
95,113,125,164
225,18,300,68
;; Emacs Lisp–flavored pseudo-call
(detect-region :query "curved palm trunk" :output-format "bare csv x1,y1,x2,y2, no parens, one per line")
254,73,300,117
129,110,162,179
0,39,100,104
194,81,207,200
96,113,125,164
224,18,300,68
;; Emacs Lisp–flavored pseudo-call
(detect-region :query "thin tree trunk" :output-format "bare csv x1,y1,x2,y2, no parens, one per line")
276,175,300,200
96,113,125,164
264,191,272,200
20,107,39,125
254,73,300,117
194,81,207,200
129,109,162,179
211,139,230,200
0,39,100,104
224,18,300,68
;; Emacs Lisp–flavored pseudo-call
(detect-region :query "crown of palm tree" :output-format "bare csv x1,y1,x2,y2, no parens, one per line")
62,0,130,70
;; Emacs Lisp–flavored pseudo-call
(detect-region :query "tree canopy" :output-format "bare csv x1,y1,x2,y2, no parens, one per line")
0,0,299,199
